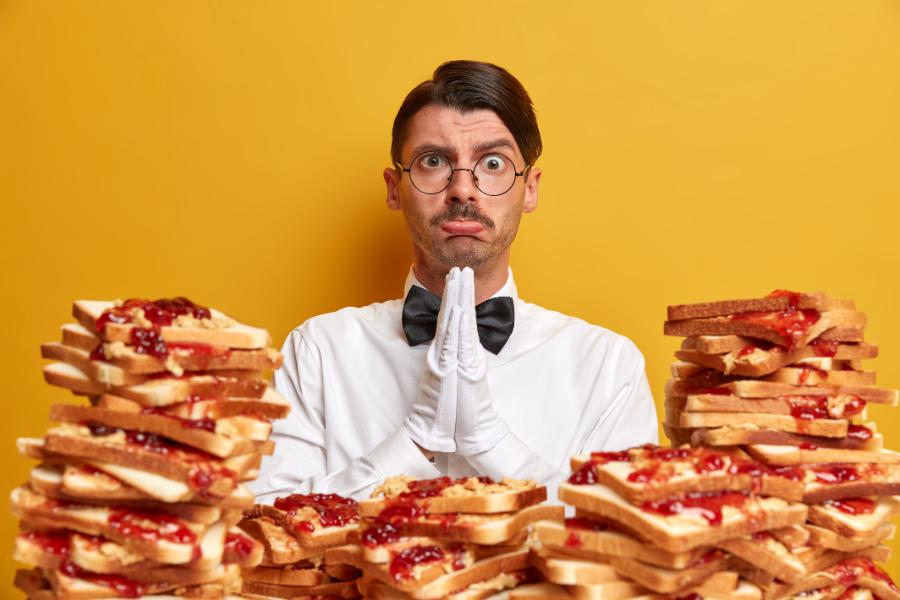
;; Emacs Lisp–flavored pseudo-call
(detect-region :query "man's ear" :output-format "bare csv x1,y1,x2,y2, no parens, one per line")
522,167,540,213
384,167,402,211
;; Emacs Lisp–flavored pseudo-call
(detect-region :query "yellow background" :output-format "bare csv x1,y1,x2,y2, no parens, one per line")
3,0,900,590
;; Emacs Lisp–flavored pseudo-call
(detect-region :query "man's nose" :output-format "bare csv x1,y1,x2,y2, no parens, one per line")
445,167,480,204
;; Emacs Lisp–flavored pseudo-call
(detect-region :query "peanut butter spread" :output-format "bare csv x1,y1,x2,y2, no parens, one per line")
374,476,535,499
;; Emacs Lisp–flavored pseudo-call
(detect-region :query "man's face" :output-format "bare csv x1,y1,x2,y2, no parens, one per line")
384,105,540,271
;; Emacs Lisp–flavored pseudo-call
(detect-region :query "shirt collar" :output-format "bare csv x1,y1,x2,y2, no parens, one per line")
403,266,519,302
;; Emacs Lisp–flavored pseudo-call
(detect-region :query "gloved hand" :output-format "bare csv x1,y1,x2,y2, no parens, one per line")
404,267,461,453
455,267,509,455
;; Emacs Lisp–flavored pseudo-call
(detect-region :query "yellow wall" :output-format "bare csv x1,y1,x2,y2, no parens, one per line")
3,0,900,589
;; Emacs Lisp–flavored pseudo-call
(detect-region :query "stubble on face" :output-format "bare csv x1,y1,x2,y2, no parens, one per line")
404,199,523,269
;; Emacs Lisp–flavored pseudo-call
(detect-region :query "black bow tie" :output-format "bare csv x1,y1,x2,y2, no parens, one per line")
402,285,515,355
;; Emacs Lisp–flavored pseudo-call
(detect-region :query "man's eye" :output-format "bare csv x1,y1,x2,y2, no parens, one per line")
419,153,447,169
482,154,506,171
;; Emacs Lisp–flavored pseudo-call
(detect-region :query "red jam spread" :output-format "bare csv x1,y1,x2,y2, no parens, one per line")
799,442,819,450
768,290,804,307
565,517,611,532
823,497,877,515
395,476,494,501
752,531,773,542
130,327,169,358
108,508,197,544
810,338,840,357
847,424,873,441
389,545,446,580
810,465,860,484
224,531,256,559
692,549,725,565
59,560,146,598
640,491,750,526
796,365,828,385
568,462,598,485
22,530,72,556
96,298,211,332
564,531,582,548
273,494,359,532
375,501,428,525
361,523,401,548
140,408,217,432
732,306,821,349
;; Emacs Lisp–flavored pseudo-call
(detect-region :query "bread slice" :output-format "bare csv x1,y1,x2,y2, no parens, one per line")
360,476,545,516
667,292,854,321
684,327,866,355
243,495,359,549
74,299,271,348
806,496,900,537
43,361,268,405
558,483,807,553
363,504,563,545
667,376,899,405
49,403,273,458
223,527,263,568
763,366,876,387
716,531,806,583
96,388,290,420
664,309,867,349
534,518,713,570
62,322,282,374
770,555,899,600
678,410,848,438
805,522,896,552
746,444,900,466
242,565,330,587
359,529,528,564
41,423,258,499
528,550,637,587
569,446,804,503
238,517,326,566
359,571,528,600
241,575,361,599
802,464,900,503
690,425,884,452
682,393,868,421
675,342,877,377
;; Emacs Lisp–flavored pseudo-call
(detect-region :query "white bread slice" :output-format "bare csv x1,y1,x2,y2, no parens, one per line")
43,360,268,405
223,527,263,568
241,577,360,599
678,411,848,437
333,543,481,592
746,444,900,465
365,503,564,545
62,322,282,374
558,483,807,553
569,448,804,503
528,550,643,589
769,555,899,600
763,366,876,387
771,524,811,549
667,377,899,405
806,496,900,537
805,522,896,552
49,403,273,458
683,326,865,355
12,486,206,565
802,464,900,503
359,529,528,564
238,517,326,566
666,292,854,321
360,476,545,516
358,572,527,600
716,531,806,583
682,393,868,421
664,309,867,349
96,387,290,419
243,496,359,549
675,342,877,377
241,565,329,587
534,519,712,569
690,425,884,452
74,299,271,348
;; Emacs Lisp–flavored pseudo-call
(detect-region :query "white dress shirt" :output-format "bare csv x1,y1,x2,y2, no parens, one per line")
250,268,658,503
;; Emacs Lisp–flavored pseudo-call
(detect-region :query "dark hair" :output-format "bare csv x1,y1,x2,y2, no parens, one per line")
391,60,542,168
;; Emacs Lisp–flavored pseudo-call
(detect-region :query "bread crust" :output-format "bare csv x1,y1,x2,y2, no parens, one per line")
667,293,853,321
360,483,546,517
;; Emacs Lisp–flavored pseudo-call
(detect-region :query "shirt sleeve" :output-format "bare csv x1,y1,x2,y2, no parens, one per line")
248,327,440,504
580,338,659,453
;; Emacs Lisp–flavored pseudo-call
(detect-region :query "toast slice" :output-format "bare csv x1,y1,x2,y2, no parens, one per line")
806,496,900,537
74,298,271,348
678,410,848,438
527,550,638,587
360,476,545,516
681,393,867,421
358,571,529,600
238,517,328,566
805,523,896,553
533,518,711,570
241,565,330,587
684,326,866,355
364,503,564,545
223,527,263,568
667,291,854,321
690,424,883,452
773,556,899,600
558,483,807,553
664,308,867,349
95,387,290,420
568,445,804,503
675,341,877,377
243,494,359,548
802,464,900,503
667,376,899,405
746,444,900,466
358,529,528,564
716,530,806,583
49,402,273,458
43,361,268,405
62,322,282,374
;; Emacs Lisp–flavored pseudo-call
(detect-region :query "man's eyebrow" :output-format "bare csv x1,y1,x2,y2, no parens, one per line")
405,139,519,163
472,139,517,155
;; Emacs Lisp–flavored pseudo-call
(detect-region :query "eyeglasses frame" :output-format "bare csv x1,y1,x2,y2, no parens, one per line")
396,150,533,197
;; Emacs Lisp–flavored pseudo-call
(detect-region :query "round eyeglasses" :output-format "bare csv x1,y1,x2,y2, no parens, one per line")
399,151,529,196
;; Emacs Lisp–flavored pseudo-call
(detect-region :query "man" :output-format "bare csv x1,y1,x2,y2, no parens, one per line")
251,60,657,503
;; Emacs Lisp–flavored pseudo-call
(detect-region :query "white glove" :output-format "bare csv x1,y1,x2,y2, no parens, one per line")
404,267,461,453
455,267,509,455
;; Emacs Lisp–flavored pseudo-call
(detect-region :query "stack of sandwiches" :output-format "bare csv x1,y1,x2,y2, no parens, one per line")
325,475,562,599
237,492,363,598
12,297,290,598
514,444,807,599
661,290,900,598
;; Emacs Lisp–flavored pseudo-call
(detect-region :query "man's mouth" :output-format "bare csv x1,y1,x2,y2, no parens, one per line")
441,220,485,236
